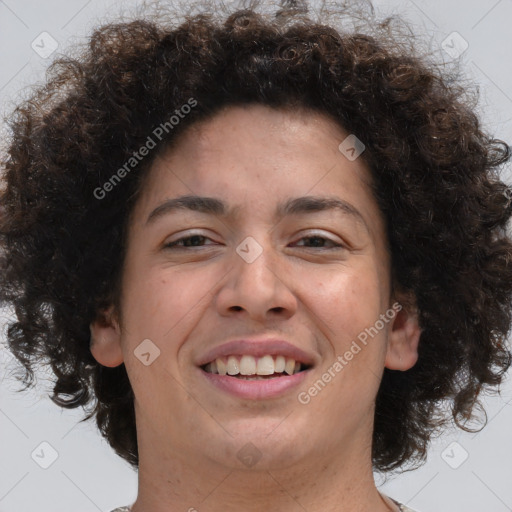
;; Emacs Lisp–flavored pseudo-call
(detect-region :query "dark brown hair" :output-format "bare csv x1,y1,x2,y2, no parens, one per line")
1,0,511,473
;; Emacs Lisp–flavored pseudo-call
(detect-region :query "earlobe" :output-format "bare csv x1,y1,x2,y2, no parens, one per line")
89,305,124,367
385,300,421,371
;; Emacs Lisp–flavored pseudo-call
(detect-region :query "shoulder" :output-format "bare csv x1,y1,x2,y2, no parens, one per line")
393,500,422,512
385,494,422,512
398,504,421,512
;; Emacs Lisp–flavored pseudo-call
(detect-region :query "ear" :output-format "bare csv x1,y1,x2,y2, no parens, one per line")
89,304,124,367
384,298,421,371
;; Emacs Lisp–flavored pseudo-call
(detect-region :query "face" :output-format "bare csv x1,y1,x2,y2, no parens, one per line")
91,104,419,473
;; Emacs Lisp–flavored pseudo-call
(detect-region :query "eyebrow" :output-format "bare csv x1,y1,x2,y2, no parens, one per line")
145,194,370,232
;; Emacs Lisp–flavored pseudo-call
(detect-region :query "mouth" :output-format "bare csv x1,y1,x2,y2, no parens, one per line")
199,354,313,399
201,354,311,379
196,338,316,399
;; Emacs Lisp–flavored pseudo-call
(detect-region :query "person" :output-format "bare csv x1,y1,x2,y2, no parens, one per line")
1,1,511,511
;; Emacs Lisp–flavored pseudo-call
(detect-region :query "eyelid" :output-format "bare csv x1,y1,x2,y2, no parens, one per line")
162,229,348,250
165,229,211,240
292,229,346,246
163,229,218,246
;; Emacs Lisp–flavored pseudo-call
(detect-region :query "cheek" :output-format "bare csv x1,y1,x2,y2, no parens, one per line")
118,264,211,367
133,270,206,323
306,263,384,343
119,267,209,414
296,266,387,427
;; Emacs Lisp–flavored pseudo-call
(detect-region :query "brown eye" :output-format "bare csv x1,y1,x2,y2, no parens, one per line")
292,235,344,249
164,234,215,249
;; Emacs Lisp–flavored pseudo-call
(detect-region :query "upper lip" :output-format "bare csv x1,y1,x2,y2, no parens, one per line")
196,338,316,368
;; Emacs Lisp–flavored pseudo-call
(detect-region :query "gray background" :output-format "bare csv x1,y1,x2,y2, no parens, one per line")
1,1,511,511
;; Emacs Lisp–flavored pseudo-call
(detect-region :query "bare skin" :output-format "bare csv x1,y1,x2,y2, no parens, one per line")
91,104,420,512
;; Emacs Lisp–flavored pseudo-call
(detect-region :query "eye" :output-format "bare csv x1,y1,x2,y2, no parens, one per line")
163,234,217,249
292,235,344,250
163,233,345,250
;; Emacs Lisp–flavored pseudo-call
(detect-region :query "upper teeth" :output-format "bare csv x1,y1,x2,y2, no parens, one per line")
204,355,302,376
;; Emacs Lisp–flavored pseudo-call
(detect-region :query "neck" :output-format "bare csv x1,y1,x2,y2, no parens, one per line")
131,418,393,512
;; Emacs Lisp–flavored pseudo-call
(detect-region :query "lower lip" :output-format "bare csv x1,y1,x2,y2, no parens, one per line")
199,368,310,400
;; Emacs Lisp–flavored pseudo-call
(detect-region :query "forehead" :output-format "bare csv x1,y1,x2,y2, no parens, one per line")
130,104,385,244
172,105,364,171
140,105,375,206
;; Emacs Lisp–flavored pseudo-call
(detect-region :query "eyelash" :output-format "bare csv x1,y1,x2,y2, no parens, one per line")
163,233,345,250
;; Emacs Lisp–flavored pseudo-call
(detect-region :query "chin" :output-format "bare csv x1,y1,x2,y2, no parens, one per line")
203,423,310,471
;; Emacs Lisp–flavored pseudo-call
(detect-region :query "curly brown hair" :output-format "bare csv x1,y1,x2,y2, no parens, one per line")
1,0,511,473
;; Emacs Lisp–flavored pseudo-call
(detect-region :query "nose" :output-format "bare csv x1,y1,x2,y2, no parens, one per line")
215,237,298,324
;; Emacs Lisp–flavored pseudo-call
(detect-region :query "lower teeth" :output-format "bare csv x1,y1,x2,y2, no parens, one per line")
232,373,286,380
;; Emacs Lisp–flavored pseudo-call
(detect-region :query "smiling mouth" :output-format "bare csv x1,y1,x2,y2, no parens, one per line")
201,354,311,379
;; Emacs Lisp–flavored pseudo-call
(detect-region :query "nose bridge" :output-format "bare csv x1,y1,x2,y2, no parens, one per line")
234,234,280,294
216,233,296,320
